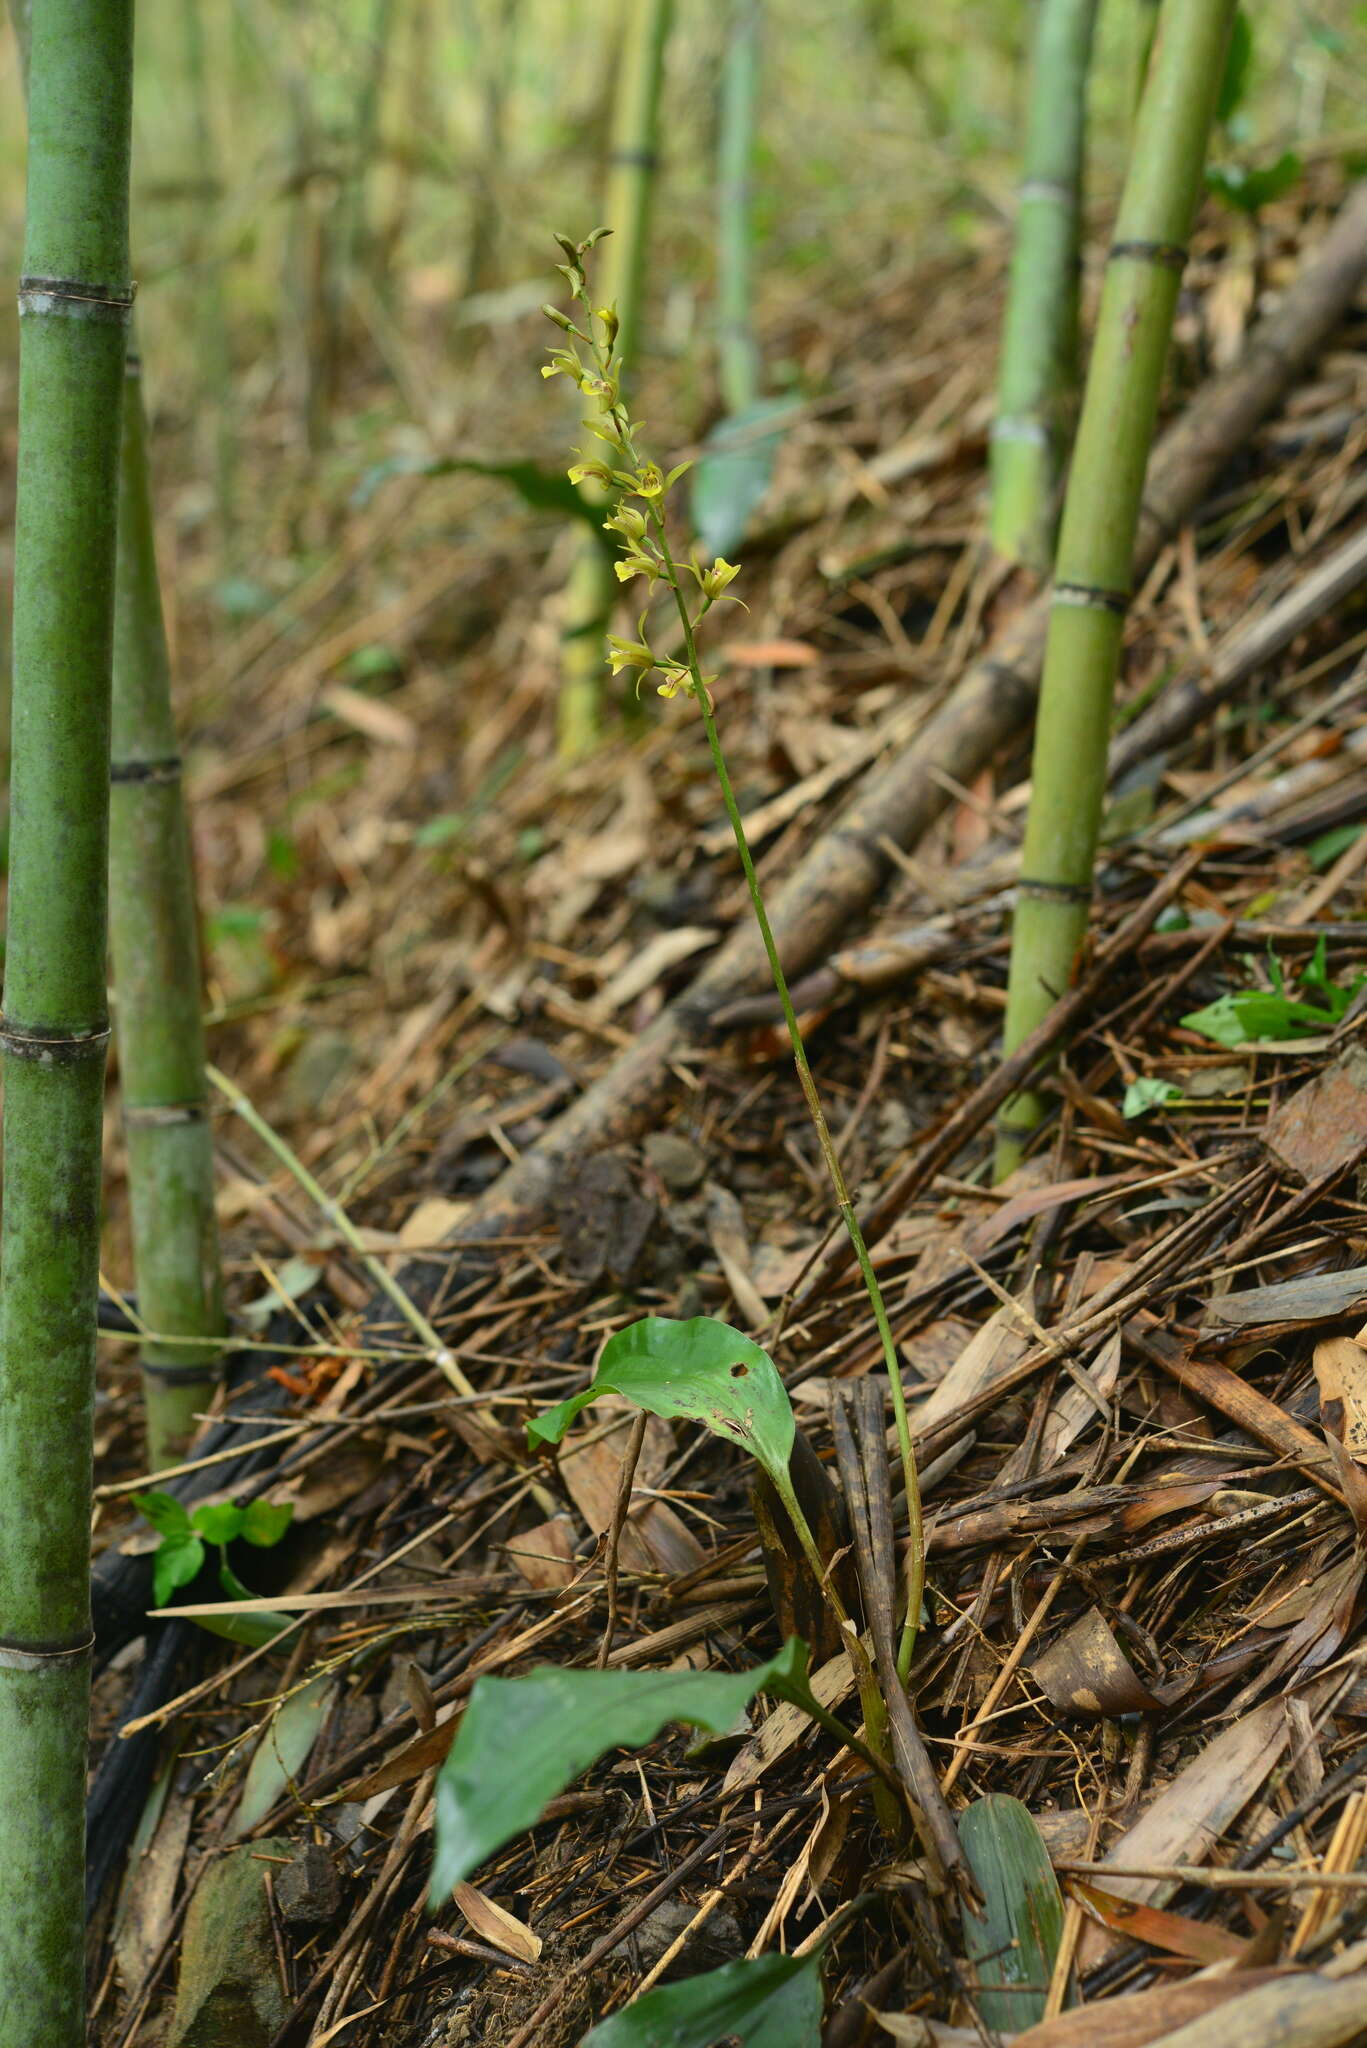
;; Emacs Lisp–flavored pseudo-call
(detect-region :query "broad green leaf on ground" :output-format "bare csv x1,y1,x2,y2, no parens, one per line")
690,398,799,559
190,1606,294,1649
1206,151,1303,214
133,1490,191,1539
240,1498,294,1547
579,1950,823,2048
152,1533,205,1609
429,1639,808,1900
1309,823,1363,871
959,1795,1066,2031
527,1315,795,1488
1182,944,1364,1047
192,1502,244,1545
1122,1077,1181,1120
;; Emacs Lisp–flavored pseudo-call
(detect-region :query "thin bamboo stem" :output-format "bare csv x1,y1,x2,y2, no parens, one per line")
109,345,226,1467
0,2,134,2039
558,0,671,761
716,0,762,417
989,0,1099,571
996,0,1235,1178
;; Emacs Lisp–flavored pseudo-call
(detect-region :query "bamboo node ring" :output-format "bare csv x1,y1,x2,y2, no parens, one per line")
0,1633,94,1672
0,1017,111,1063
123,1101,207,1128
139,1359,222,1385
1018,178,1076,208
1108,238,1188,271
17,274,135,323
991,415,1051,447
1017,876,1093,904
1053,582,1130,616
110,753,182,785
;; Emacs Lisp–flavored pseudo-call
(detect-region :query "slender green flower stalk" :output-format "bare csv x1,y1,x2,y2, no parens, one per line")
109,344,226,1468
557,0,672,761
0,3,134,2041
716,0,762,418
989,0,1099,571
995,0,1235,1178
545,236,926,1682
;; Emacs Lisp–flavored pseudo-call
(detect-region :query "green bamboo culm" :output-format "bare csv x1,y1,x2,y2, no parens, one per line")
988,0,1099,571
557,0,672,761
1130,0,1162,119
0,3,134,2043
995,0,1235,1179
716,0,762,417
109,346,226,1468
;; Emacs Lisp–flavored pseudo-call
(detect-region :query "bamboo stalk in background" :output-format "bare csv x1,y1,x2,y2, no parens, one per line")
1131,0,1162,118
464,0,522,298
183,0,237,560
0,1,134,2039
557,0,672,761
717,0,762,417
995,0,1236,1177
989,0,1099,571
338,0,397,311
109,347,226,1469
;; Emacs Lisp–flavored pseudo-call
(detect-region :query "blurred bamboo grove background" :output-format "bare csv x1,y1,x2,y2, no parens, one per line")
0,0,1357,681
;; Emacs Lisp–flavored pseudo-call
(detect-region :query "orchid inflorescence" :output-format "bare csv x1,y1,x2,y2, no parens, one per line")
543,229,740,704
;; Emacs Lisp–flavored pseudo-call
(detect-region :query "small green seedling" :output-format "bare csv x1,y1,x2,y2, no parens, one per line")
1182,937,1364,1047
134,1489,293,1609
1122,1076,1181,1119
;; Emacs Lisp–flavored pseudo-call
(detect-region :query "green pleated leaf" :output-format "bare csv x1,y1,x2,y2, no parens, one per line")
690,398,798,559
579,1950,823,2048
527,1315,795,1490
959,1795,1066,2031
429,1639,808,1902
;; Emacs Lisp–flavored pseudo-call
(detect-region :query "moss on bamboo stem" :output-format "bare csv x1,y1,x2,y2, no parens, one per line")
995,0,1236,1178
989,0,1098,571
109,350,226,1468
557,0,671,761
0,2,134,2039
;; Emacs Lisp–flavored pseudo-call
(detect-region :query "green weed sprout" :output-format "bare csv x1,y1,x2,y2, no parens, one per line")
542,231,926,1682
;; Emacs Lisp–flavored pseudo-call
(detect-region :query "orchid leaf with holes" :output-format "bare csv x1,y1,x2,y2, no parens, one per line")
527,1315,795,1491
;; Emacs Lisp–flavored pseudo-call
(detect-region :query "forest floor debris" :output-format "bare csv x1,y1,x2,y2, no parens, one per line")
87,172,1367,2047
